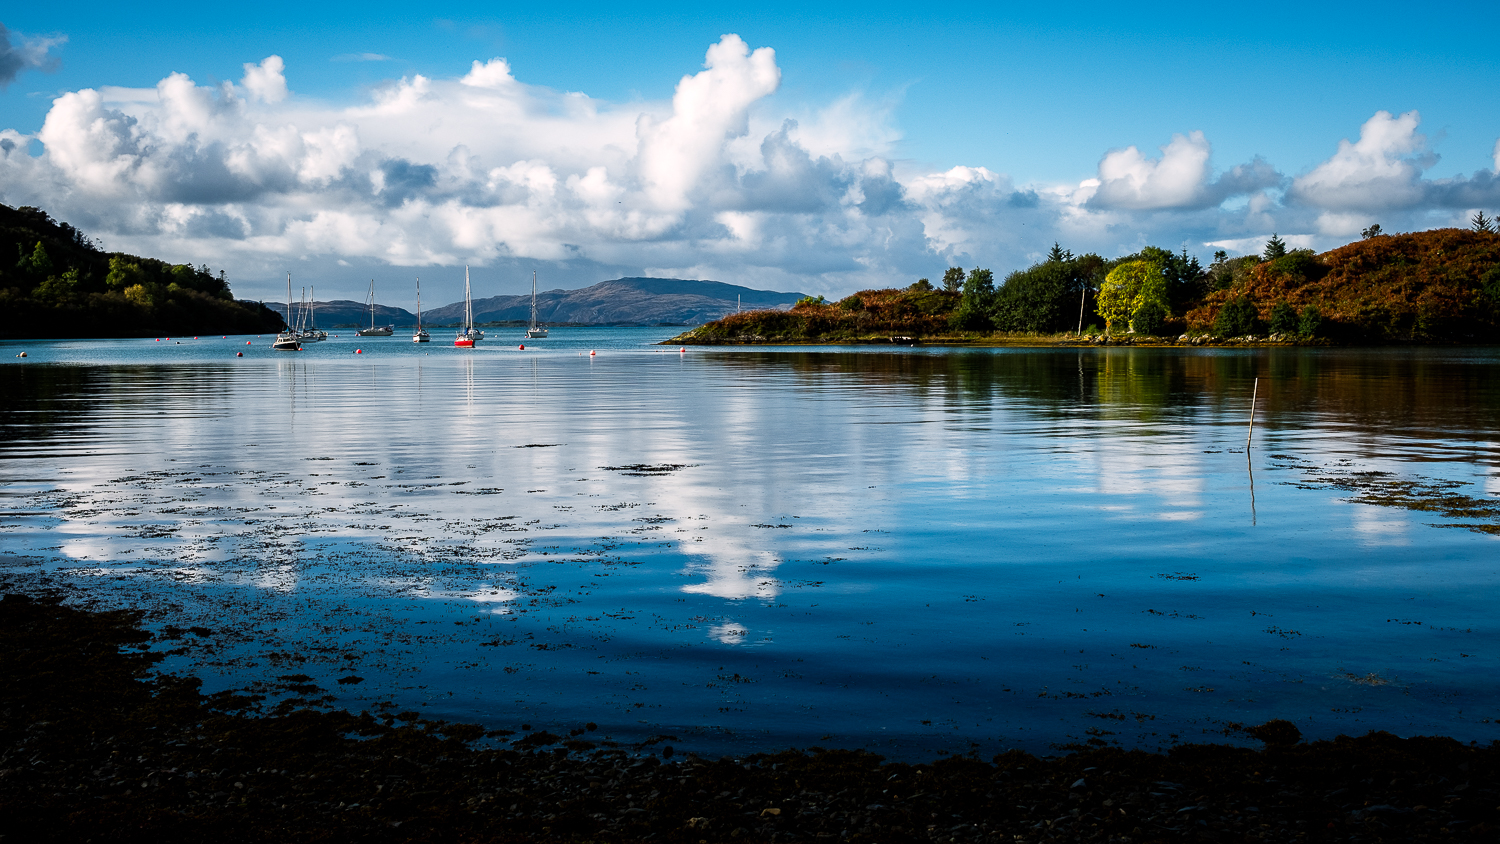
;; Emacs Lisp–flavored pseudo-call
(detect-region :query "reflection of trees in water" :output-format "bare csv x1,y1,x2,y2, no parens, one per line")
0,363,247,452
698,348,1500,438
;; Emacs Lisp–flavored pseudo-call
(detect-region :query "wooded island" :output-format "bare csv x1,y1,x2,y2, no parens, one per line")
671,223,1500,346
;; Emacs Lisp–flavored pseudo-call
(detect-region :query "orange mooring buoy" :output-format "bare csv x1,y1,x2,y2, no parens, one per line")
589,350,596,356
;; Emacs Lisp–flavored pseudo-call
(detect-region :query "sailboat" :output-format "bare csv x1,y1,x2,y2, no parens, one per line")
412,278,430,343
357,280,394,336
454,266,482,347
300,285,327,342
525,270,548,339
272,272,301,351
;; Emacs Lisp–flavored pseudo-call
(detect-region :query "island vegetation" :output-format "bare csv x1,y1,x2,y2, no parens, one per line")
671,220,1500,346
0,204,284,339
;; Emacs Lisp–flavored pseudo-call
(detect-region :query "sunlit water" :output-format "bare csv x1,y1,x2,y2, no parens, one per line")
2,329,1498,759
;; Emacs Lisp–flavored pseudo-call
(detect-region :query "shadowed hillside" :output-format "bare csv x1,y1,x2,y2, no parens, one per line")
0,204,284,339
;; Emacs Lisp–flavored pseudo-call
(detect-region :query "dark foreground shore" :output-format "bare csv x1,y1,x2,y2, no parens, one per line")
2,592,1495,843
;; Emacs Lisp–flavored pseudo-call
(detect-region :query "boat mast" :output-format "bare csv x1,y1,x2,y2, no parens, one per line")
285,272,292,332
368,280,376,330
416,278,422,331
530,270,539,330
464,265,473,333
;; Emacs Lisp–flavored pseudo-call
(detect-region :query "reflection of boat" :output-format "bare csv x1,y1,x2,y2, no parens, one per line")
272,272,301,351
299,285,327,342
454,266,481,347
357,280,394,336
412,278,430,343
525,270,548,339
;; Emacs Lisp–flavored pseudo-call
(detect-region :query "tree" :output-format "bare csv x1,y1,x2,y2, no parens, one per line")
941,267,965,292
1046,242,1072,263
1472,211,1496,233
1214,296,1259,337
1263,233,1287,261
1213,250,1228,265
950,268,994,331
16,241,54,280
909,278,933,291
1361,223,1384,239
1298,304,1322,337
1269,300,1298,335
1097,260,1163,334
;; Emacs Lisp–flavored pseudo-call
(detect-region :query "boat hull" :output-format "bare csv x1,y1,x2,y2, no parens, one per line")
357,327,394,337
526,328,548,338
413,332,430,343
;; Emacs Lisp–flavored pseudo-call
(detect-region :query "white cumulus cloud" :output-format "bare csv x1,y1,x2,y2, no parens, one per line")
3,39,1498,300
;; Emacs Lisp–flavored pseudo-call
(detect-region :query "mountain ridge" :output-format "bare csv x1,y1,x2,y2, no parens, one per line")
272,277,807,328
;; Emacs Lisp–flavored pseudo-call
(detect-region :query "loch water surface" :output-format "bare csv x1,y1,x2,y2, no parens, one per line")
2,330,1498,759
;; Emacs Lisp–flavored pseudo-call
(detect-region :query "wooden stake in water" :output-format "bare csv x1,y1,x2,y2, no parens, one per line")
1246,377,1259,449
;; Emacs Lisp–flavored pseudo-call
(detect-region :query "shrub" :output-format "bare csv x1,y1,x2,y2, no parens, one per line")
792,295,826,310
1298,305,1322,338
1269,300,1298,335
1130,298,1167,335
1214,296,1259,336
909,278,933,291
836,294,864,311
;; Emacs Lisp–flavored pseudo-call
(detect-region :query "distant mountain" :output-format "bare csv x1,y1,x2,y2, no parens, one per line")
423,277,807,326
269,300,415,329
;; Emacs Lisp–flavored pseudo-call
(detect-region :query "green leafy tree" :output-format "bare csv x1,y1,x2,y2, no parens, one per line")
105,256,147,291
1298,305,1322,337
1214,296,1260,336
941,266,965,292
1361,223,1384,239
1263,233,1287,261
1269,300,1298,335
1472,211,1496,233
16,241,54,280
1097,260,1163,334
909,278,933,291
1130,298,1167,335
950,268,994,331
33,268,83,305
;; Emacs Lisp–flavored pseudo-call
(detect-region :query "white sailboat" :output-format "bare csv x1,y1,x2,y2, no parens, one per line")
357,280,394,336
454,265,482,347
525,270,548,339
272,272,301,351
300,285,327,342
412,278,430,343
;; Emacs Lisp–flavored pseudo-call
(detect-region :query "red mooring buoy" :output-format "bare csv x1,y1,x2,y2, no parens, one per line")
236,352,243,357
356,349,363,354
589,350,596,356
519,344,525,350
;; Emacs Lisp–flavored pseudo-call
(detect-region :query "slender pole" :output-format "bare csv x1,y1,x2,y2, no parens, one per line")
1246,377,1259,449
1077,285,1087,336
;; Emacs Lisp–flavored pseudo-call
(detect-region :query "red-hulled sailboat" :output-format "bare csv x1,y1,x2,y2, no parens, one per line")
454,265,481,347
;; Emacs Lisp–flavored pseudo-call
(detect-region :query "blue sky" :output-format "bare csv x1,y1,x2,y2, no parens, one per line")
2,2,1498,302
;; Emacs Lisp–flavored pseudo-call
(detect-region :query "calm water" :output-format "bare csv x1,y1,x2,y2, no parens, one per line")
2,329,1498,759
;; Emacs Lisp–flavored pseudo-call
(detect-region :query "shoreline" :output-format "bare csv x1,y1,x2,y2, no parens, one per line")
4,590,1495,842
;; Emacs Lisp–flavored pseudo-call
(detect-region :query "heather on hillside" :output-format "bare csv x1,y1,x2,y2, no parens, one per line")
0,204,283,339
1186,229,1500,342
675,229,1500,345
